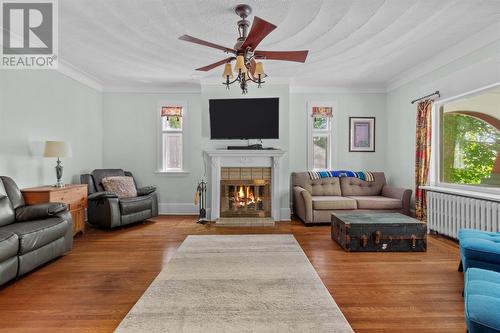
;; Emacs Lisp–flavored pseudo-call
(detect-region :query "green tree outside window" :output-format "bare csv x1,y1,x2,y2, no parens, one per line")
168,117,181,129
442,113,499,185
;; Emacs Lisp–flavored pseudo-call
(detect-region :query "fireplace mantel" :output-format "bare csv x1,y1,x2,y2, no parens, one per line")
204,149,286,222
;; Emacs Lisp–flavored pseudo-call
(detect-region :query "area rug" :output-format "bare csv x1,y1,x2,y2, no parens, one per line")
114,235,353,333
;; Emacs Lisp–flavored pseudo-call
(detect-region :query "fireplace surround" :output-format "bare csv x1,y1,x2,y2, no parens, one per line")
205,149,285,223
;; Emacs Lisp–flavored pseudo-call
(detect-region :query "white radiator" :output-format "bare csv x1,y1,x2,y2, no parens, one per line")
427,191,500,239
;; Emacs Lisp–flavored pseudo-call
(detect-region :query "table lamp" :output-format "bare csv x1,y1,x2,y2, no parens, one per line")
43,141,72,187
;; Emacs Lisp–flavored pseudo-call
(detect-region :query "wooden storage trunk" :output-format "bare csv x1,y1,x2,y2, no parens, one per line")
331,213,427,252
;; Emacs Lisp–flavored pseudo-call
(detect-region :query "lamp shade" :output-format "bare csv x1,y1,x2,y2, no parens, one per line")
222,63,234,79
43,141,72,158
254,62,265,76
234,55,246,73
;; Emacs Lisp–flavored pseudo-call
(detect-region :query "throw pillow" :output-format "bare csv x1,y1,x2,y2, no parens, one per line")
101,176,137,198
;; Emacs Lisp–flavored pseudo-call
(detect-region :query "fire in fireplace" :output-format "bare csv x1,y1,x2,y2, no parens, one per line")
220,180,271,217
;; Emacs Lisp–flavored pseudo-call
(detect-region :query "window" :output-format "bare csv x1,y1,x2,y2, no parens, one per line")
308,104,333,170
434,86,500,190
158,102,188,173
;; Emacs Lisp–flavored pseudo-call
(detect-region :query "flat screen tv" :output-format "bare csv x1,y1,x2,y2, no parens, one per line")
209,98,279,139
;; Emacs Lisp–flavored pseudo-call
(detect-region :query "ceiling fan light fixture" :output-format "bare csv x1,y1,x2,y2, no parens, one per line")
222,63,234,79
235,55,246,71
254,62,265,76
178,4,308,94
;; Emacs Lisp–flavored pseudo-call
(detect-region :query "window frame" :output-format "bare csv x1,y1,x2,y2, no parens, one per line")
307,101,335,170
156,100,189,174
430,83,500,195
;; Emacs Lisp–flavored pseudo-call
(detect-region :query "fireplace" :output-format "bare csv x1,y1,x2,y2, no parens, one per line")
204,149,285,223
221,180,271,217
220,167,271,218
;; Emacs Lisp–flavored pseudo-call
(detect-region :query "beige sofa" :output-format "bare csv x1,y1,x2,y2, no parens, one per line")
292,172,412,224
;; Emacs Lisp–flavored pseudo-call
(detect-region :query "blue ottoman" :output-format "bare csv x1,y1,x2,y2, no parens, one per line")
465,268,500,333
459,229,500,273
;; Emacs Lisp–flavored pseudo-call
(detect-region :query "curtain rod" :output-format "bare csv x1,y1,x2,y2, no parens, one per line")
410,90,440,104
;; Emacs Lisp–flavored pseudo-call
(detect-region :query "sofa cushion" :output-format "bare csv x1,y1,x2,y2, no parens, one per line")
0,231,18,262
15,202,68,222
102,176,137,198
1,218,68,254
120,196,152,215
311,196,357,210
459,229,500,242
465,268,500,332
347,196,402,210
340,172,386,196
292,172,342,196
0,179,15,227
0,176,25,209
460,236,500,272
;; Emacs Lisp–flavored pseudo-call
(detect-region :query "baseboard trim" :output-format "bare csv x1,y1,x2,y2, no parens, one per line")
159,203,291,221
159,203,198,215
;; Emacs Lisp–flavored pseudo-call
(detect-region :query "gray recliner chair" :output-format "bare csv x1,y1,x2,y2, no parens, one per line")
80,169,159,229
0,176,73,286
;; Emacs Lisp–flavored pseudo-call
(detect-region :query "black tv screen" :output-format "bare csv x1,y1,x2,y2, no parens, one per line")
209,98,279,139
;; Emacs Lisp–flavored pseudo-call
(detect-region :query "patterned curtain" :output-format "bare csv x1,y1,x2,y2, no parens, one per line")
161,106,183,120
415,100,432,221
311,106,333,118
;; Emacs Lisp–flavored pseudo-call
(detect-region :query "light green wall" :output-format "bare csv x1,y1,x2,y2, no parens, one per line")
0,70,103,188
102,85,387,213
102,92,203,207
102,85,292,211
385,40,500,191
289,92,386,173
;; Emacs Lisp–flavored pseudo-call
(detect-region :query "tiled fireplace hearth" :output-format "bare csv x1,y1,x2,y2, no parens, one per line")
205,149,285,225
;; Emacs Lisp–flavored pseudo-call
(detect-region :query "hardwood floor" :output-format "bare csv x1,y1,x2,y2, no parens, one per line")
0,216,465,333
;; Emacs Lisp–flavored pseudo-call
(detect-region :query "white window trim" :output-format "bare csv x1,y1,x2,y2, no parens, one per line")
156,100,190,174
307,101,336,170
429,82,500,195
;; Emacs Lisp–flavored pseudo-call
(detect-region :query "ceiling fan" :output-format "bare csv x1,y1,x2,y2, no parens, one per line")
178,4,308,93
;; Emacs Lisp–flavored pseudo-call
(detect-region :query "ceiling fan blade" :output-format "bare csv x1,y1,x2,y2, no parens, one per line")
179,35,236,54
195,57,233,71
254,50,309,63
240,17,277,51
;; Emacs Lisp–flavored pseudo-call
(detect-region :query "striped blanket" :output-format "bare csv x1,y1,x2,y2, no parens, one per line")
307,170,375,182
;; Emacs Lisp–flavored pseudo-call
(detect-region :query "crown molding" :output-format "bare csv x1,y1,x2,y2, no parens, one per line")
103,84,201,94
199,76,385,93
57,60,103,92
102,82,384,94
289,84,386,94
386,22,500,92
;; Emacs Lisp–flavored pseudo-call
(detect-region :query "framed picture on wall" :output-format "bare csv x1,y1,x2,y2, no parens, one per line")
349,117,375,152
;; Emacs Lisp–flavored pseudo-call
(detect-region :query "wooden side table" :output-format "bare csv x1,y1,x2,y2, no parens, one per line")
21,184,88,237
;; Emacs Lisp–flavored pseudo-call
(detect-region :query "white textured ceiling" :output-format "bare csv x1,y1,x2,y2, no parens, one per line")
59,0,500,89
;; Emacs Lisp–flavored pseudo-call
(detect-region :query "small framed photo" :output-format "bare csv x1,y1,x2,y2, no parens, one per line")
349,117,375,152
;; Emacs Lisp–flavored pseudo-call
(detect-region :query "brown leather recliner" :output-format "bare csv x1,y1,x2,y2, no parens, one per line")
80,169,159,229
